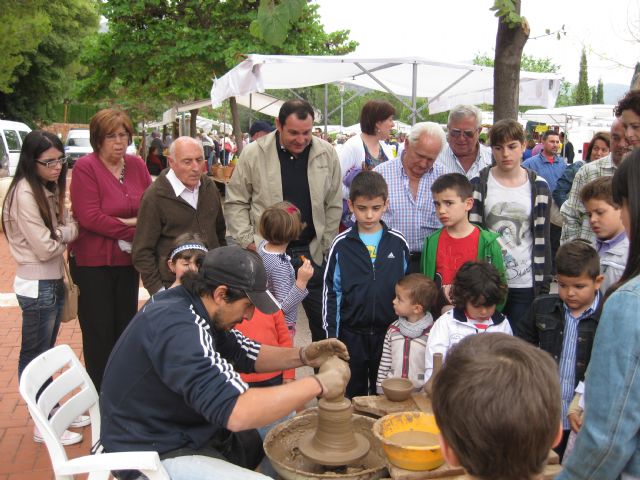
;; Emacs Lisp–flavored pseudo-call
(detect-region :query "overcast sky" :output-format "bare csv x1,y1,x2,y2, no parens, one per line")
316,0,639,86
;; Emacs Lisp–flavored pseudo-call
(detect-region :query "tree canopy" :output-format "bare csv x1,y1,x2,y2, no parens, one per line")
0,0,99,124
79,0,357,122
474,53,559,74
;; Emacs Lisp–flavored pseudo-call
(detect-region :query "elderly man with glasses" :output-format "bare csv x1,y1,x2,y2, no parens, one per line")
436,105,493,179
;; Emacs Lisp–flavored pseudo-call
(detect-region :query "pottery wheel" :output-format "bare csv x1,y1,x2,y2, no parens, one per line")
298,430,370,467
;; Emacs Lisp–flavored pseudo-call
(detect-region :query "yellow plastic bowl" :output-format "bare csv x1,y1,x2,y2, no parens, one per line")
372,412,444,471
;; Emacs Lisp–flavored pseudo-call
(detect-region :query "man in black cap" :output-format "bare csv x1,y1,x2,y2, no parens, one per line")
249,121,274,142
99,246,349,479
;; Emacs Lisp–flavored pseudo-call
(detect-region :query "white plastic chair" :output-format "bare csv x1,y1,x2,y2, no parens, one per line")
19,344,170,480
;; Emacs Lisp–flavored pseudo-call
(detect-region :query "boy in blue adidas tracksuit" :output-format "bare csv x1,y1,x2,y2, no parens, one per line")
323,171,410,397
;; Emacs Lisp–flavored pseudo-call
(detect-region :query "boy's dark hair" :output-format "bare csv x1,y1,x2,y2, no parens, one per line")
580,176,615,207
615,89,640,118
396,274,438,313
259,201,304,245
556,240,601,279
349,170,388,202
432,333,560,480
430,173,473,200
449,261,507,309
489,119,525,146
542,130,559,141
168,232,208,262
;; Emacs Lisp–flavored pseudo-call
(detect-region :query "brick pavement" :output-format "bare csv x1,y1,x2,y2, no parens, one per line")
0,233,94,479
0,228,316,479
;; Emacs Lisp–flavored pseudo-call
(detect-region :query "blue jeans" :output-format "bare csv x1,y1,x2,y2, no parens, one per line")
161,456,271,480
503,287,534,339
16,279,64,380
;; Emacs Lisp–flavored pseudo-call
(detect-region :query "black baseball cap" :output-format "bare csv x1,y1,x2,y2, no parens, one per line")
249,121,275,138
201,246,281,314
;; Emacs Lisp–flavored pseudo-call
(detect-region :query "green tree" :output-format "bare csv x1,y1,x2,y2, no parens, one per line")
574,49,591,105
0,1,51,94
491,0,529,121
473,53,559,73
596,79,605,104
555,81,575,107
79,0,357,131
0,0,99,124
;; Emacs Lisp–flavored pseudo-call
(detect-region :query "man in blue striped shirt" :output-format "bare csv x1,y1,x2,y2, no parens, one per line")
375,122,446,272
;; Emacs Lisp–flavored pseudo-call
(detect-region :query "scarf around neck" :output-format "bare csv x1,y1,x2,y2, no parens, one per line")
397,313,433,339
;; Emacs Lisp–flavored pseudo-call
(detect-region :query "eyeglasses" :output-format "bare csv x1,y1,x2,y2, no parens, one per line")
105,132,130,142
178,157,206,166
449,128,479,139
36,156,68,169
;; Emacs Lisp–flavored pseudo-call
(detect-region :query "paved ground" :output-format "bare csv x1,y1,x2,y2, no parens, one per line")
0,230,315,479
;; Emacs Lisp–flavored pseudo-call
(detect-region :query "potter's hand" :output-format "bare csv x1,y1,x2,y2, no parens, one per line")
299,339,349,368
313,357,350,400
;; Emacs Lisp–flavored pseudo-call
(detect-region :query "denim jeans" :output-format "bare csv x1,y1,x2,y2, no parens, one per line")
16,279,64,380
161,456,271,480
503,287,535,340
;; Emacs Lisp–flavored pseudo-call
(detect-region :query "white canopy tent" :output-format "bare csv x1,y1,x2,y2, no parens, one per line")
522,104,616,126
523,105,616,160
151,91,285,135
210,54,562,124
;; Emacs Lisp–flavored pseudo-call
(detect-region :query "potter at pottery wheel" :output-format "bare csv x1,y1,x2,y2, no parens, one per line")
299,357,371,466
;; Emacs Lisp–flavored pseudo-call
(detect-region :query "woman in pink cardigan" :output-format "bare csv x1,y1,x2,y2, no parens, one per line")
70,109,151,390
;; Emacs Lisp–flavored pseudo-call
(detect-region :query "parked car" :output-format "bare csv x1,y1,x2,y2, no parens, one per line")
0,120,32,177
64,129,93,168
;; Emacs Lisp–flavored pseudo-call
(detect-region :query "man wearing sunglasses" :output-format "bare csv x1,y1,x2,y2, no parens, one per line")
436,105,493,180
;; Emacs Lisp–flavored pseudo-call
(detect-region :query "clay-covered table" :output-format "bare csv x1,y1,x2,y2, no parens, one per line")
352,393,432,417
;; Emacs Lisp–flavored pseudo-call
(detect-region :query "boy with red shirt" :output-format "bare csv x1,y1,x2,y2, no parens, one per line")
421,173,506,313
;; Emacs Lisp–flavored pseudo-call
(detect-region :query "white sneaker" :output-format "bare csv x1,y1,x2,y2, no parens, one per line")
33,425,83,446
70,414,91,428
50,406,91,428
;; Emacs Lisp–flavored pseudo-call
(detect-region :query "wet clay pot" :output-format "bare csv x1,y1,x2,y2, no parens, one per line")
264,409,387,480
381,377,413,402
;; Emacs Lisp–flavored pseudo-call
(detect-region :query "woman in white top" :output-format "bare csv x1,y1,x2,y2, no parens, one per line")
339,100,396,227
2,130,81,444
340,100,396,197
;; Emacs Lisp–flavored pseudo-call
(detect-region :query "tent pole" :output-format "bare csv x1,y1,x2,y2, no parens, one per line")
411,63,417,125
249,94,253,131
324,84,329,134
354,63,414,112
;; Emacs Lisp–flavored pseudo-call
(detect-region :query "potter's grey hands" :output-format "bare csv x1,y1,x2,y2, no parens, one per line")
313,357,350,400
300,339,349,368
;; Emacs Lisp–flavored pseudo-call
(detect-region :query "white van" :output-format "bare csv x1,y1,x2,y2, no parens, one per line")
0,120,32,177
64,129,93,167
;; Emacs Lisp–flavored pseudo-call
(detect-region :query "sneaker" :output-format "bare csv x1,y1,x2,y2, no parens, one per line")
50,406,91,428
70,414,91,428
34,425,83,446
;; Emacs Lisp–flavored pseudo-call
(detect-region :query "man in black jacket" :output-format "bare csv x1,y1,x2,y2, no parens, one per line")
101,246,349,479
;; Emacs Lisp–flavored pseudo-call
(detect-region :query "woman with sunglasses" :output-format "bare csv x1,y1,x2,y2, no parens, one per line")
2,131,82,444
69,108,151,390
